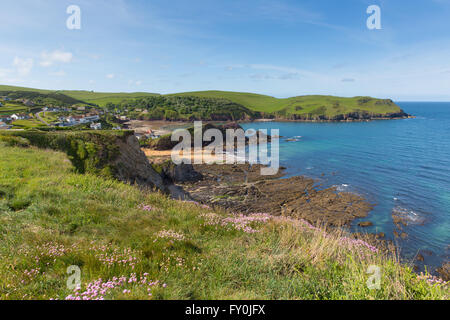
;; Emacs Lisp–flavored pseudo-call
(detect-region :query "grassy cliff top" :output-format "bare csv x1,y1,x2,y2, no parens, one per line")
0,137,446,300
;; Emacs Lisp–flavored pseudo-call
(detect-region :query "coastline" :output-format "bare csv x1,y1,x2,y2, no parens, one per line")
124,114,414,133
247,115,414,123
143,140,447,280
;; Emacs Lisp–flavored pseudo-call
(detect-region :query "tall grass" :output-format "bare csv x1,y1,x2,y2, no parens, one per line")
0,142,447,300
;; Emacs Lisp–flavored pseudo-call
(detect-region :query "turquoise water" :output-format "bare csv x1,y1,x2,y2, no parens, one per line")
241,102,450,269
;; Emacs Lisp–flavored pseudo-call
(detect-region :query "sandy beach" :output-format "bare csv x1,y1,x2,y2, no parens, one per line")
143,148,236,164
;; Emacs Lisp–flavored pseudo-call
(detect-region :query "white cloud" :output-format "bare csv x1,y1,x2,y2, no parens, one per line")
13,57,33,76
40,50,73,67
106,74,115,79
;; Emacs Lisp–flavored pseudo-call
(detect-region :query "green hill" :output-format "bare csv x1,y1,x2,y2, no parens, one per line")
170,91,405,119
0,85,408,120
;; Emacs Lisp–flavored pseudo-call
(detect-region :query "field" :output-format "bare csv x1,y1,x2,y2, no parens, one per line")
10,118,46,129
0,137,447,300
0,102,30,116
39,112,59,123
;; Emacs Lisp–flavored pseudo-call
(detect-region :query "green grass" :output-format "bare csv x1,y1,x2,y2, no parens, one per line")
39,112,59,123
0,102,30,115
56,91,160,107
0,85,53,94
11,119,46,129
0,141,447,300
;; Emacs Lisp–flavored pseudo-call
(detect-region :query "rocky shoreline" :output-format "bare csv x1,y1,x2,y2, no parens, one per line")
147,157,447,279
141,121,446,281
176,163,449,280
180,164,373,227
248,114,414,123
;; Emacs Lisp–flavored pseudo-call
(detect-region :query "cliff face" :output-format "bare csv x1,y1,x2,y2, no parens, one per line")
272,110,410,121
113,134,168,193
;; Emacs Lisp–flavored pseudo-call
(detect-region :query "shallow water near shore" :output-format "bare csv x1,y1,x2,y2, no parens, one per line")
241,102,450,270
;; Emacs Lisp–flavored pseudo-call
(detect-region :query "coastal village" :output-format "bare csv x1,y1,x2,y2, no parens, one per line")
0,95,119,132
0,95,167,141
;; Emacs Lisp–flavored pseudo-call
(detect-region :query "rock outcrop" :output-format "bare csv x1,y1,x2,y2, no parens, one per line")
113,134,169,193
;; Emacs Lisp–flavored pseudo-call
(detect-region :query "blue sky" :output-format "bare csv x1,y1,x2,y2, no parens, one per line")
1,0,450,100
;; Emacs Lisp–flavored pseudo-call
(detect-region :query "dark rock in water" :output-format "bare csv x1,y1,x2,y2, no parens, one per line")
436,263,450,281
221,122,242,130
358,221,373,227
416,253,425,262
160,162,203,183
392,214,407,228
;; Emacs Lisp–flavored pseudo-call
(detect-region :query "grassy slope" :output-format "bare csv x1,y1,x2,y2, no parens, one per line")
0,85,403,116
170,91,403,116
0,85,52,94
0,85,159,107
0,102,29,115
0,141,446,300
58,91,160,107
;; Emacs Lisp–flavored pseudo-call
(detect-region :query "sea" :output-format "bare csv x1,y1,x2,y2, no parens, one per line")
241,102,450,270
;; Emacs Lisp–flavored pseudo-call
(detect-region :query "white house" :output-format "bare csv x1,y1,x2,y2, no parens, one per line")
84,115,100,122
90,122,102,130
11,113,31,121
